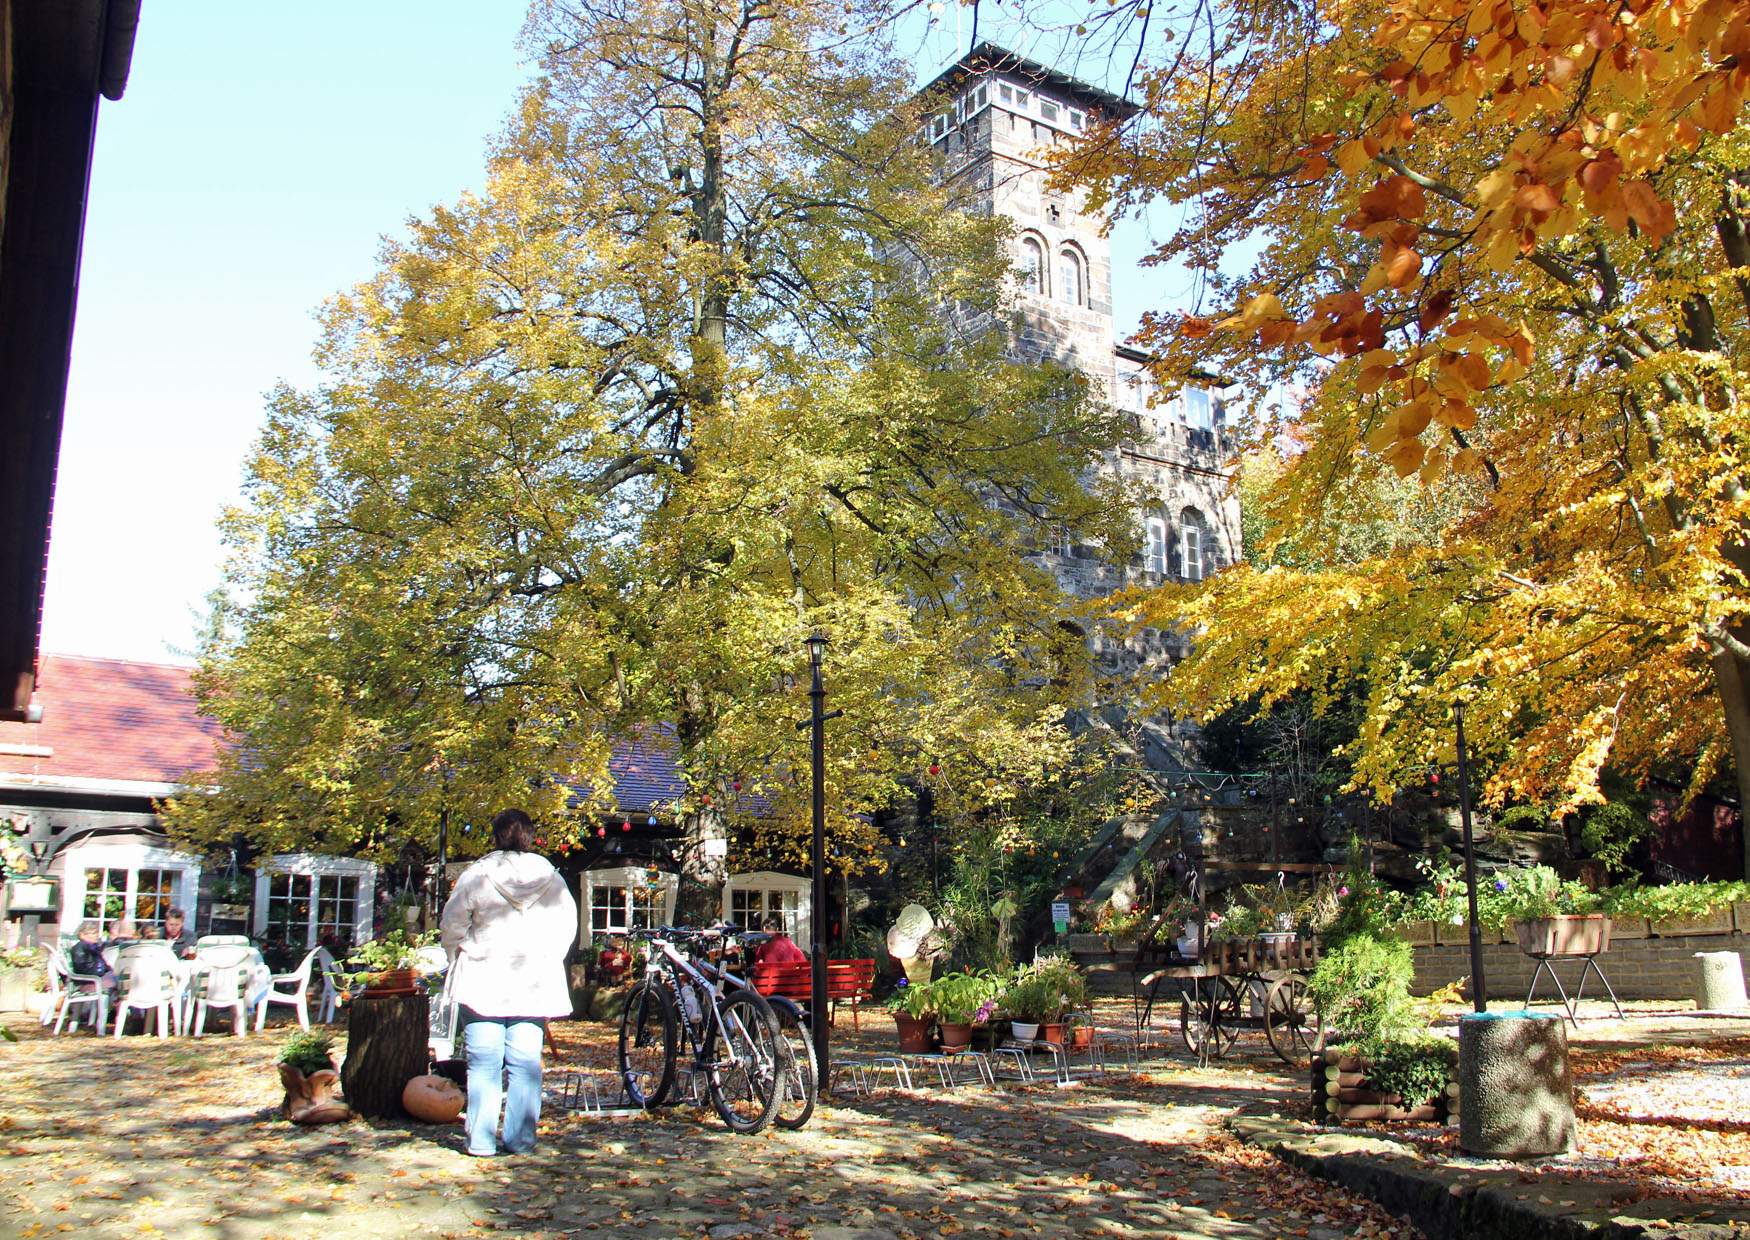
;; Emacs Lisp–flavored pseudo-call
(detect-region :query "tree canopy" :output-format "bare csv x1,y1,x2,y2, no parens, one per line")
168,0,1136,867
1057,0,1750,865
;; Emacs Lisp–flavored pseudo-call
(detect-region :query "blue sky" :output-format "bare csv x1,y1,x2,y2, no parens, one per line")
44,3,1194,665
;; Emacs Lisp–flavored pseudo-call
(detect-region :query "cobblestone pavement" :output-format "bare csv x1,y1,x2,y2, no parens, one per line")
0,1011,1422,1240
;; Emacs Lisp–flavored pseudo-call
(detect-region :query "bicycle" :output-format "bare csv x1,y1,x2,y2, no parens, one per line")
706,937,819,1130
617,925,792,1134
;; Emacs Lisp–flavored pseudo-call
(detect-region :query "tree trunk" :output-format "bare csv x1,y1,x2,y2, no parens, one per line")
1708,647,1750,878
342,992,430,1119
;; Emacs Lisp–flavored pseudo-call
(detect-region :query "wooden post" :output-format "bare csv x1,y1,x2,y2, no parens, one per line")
342,992,429,1118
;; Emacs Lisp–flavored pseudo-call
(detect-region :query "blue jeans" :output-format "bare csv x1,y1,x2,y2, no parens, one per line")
462,1011,544,1155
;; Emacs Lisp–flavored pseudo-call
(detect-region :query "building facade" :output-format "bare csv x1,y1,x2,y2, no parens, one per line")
920,45,1243,710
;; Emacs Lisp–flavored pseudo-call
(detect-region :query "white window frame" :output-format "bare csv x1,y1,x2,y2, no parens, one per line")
252,853,377,950
1183,386,1213,430
1181,524,1205,582
1144,517,1168,575
1038,99,1060,124
580,866,678,948
720,871,811,942
51,841,202,938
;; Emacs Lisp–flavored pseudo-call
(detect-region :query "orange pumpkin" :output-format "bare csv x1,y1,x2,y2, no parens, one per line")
402,1073,465,1123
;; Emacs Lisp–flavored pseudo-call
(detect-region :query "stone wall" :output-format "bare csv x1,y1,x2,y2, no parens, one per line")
1409,912,1750,1003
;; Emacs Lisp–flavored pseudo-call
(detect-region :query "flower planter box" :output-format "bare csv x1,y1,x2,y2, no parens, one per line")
1065,934,1106,955
1607,916,1650,939
1650,909,1732,937
1514,914,1610,958
1735,902,1750,935
1399,920,1436,947
1311,1052,1448,1125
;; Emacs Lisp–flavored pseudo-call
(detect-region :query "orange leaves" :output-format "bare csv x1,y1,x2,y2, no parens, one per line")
1346,174,1428,236
1419,289,1454,332
1621,179,1677,240
1578,151,1622,195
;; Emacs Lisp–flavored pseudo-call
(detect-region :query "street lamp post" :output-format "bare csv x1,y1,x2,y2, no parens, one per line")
1455,701,1488,1013
800,633,842,1083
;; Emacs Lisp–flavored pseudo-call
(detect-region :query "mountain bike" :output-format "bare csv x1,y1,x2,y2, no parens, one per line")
617,925,791,1134
704,939,818,1130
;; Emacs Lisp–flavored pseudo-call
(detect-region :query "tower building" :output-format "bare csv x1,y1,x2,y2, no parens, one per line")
919,46,1242,754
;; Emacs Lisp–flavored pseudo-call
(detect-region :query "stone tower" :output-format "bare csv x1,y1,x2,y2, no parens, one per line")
919,45,1243,763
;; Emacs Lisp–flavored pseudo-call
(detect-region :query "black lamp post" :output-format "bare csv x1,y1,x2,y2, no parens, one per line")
800,632,841,1082
1455,700,1488,1013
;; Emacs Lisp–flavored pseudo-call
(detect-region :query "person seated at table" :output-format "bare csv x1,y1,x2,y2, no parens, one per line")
595,936,631,985
162,908,197,958
141,924,163,940
107,918,140,945
753,914,807,967
69,921,119,990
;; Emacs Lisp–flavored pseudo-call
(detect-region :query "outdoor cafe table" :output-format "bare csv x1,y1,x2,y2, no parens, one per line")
103,944,272,1031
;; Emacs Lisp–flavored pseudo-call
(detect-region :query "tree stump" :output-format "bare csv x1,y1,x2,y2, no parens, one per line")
342,992,430,1119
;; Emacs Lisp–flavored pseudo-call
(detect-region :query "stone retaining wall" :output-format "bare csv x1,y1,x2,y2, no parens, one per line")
1411,918,1749,1002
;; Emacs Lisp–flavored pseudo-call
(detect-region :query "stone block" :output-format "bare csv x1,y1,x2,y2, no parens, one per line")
1458,1012,1574,1157
1693,950,1749,1012
1398,920,1435,947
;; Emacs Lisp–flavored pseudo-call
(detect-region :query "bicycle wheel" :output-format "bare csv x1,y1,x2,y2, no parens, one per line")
707,990,784,1135
773,1007,818,1130
618,981,677,1109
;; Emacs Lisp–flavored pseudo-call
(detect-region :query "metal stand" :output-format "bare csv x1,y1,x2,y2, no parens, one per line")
1523,952,1624,1024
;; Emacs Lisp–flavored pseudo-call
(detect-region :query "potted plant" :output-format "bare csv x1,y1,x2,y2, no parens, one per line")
1029,956,1087,1046
277,1029,351,1124
886,978,936,1053
1000,969,1053,1042
384,889,423,933
930,970,1001,1050
1496,866,1609,956
209,872,253,918
348,929,436,995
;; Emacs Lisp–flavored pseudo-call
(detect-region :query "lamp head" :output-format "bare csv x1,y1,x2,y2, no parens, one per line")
803,632,828,663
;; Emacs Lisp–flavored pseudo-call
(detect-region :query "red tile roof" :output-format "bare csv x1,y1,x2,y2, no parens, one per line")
0,654,225,789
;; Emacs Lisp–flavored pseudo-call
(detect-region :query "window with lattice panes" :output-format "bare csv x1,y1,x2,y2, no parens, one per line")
81,868,127,931
731,887,803,937
265,873,314,946
591,884,625,935
133,869,174,930
314,875,361,949
1144,517,1168,574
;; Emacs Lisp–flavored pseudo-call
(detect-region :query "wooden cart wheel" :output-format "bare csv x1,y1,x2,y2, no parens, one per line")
1178,985,1212,1056
1263,975,1324,1067
1208,977,1242,1056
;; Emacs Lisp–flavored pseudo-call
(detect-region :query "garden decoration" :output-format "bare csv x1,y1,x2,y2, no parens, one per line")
1458,1012,1575,1156
885,978,936,1052
402,1073,466,1123
277,1030,352,1125
885,904,943,987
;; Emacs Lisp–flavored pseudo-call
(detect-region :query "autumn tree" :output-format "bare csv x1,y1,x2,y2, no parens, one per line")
168,0,1134,867
1054,0,1750,870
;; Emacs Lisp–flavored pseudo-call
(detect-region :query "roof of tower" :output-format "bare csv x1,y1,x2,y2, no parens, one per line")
920,41,1141,120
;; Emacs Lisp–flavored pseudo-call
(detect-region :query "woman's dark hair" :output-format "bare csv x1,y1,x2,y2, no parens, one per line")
762,913,786,934
491,808,536,853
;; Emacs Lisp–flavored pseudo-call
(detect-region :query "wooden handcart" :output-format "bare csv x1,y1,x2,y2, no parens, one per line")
1136,934,1326,1067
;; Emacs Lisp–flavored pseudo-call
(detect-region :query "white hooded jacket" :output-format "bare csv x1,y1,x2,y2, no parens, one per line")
440,850,578,1019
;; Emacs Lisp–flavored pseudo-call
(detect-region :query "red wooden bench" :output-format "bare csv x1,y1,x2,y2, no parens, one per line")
749,958,876,1030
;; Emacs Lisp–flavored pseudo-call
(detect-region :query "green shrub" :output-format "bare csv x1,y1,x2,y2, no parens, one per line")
1577,802,1652,874
1492,803,1554,834
1476,866,1599,929
929,970,1005,1024
1341,1034,1457,1107
1306,932,1420,1042
1601,879,1749,921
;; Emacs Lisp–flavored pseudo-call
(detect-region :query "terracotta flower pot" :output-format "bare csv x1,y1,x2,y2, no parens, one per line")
894,1013,934,1053
279,1062,352,1125
938,1021,973,1050
1069,1024,1095,1051
1039,1021,1066,1046
364,968,419,996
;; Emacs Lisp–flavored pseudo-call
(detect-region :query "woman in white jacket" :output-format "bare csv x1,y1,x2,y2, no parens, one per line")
440,808,578,1156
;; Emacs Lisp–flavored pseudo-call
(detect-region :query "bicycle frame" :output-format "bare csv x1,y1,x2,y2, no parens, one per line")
638,932,750,1072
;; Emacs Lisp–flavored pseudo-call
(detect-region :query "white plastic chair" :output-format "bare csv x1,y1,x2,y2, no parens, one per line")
112,944,179,1039
255,948,319,1031
195,934,251,948
40,945,62,1027
49,952,110,1036
191,945,252,1037
315,947,347,1024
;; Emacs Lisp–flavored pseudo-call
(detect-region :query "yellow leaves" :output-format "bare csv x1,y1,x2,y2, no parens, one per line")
1621,179,1677,241
1335,140,1372,175
1383,436,1426,477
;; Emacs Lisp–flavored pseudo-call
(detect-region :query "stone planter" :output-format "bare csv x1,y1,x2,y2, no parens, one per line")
1065,933,1106,954
1735,901,1750,934
1398,920,1436,947
0,968,41,1013
1607,915,1650,939
1514,914,1610,957
1651,909,1732,937
1433,919,1469,947
1458,1012,1574,1156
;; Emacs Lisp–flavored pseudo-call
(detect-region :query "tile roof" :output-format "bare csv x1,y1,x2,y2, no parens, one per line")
0,654,225,788
0,655,768,817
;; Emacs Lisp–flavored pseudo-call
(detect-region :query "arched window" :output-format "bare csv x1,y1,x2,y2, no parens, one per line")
1019,236,1046,294
1180,507,1209,582
1144,516,1168,574
1057,247,1084,306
